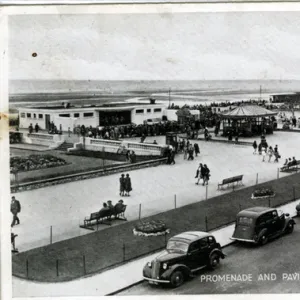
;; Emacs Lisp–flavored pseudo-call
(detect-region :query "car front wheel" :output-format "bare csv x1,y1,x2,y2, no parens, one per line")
209,253,220,269
260,234,268,246
286,222,294,234
170,270,185,288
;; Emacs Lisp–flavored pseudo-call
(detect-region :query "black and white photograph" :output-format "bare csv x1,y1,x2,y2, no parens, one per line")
2,3,300,298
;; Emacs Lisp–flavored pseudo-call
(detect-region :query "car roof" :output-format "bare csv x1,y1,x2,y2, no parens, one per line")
237,206,275,218
170,231,211,243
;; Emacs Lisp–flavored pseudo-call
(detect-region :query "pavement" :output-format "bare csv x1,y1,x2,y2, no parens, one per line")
12,200,299,297
10,130,300,253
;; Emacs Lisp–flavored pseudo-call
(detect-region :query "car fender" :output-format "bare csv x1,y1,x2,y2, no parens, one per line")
283,218,296,230
209,248,225,259
257,228,268,241
162,264,191,279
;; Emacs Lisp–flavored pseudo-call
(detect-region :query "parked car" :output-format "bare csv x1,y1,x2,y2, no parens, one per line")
296,203,300,217
231,206,295,245
143,231,225,287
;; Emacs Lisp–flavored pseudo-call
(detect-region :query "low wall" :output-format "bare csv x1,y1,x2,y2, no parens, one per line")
10,157,168,193
68,137,165,156
22,133,66,149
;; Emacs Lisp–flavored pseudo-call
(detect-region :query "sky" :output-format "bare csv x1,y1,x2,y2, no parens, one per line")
8,12,300,80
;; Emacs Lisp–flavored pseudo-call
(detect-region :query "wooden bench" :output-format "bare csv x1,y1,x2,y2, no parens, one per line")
80,205,127,230
218,175,244,190
280,160,300,172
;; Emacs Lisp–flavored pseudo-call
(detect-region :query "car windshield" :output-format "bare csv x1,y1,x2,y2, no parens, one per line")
167,240,189,253
238,216,254,226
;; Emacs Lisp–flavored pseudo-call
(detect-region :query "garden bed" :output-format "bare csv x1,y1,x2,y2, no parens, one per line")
10,154,67,173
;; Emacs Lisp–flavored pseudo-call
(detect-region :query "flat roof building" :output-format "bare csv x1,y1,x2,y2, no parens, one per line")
18,101,173,131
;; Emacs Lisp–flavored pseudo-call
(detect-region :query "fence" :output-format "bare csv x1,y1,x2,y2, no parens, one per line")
12,172,300,282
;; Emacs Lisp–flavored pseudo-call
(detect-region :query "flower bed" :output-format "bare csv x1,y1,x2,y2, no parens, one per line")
10,154,67,173
133,220,170,237
251,187,275,199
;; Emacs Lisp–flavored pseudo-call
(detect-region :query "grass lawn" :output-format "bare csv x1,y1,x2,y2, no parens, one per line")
12,172,300,282
10,149,124,184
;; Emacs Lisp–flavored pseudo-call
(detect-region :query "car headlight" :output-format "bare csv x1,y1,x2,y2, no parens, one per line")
163,263,168,270
147,262,152,268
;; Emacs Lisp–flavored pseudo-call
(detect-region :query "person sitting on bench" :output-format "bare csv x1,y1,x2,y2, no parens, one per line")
291,157,297,166
107,200,115,219
99,203,110,214
115,199,126,212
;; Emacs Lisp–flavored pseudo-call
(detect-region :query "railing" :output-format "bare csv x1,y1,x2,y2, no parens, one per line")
27,133,54,141
81,138,165,156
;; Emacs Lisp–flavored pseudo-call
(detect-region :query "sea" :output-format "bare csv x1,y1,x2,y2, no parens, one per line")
8,79,300,107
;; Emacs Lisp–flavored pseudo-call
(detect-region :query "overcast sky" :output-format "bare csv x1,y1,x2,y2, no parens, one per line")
8,12,300,80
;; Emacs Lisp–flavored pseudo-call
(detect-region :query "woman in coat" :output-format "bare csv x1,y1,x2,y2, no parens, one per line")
124,174,132,196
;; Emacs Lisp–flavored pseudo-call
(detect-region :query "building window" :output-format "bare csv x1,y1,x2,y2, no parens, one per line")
136,109,144,114
147,109,151,113
26,113,31,118
83,112,94,117
33,113,37,118
154,108,162,113
20,113,25,118
74,113,80,118
38,114,43,119
59,113,70,117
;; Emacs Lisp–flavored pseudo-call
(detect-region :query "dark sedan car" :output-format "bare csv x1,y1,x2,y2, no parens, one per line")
143,231,225,287
231,206,295,245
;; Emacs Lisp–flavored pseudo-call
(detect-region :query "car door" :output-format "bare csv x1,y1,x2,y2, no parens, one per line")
263,211,277,236
272,209,285,231
186,239,207,271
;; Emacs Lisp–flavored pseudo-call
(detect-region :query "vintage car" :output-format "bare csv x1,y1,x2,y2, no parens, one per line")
143,231,225,287
231,206,295,245
296,203,300,217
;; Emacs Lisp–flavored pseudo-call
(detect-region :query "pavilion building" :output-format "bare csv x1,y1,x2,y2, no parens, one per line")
220,105,277,137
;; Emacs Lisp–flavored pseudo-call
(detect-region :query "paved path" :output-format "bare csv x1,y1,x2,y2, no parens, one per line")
11,131,300,252
12,200,299,297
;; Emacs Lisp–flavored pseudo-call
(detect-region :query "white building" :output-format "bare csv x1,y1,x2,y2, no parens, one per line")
18,101,178,131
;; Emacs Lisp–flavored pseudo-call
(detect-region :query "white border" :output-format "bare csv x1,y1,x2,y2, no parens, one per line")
1,3,300,300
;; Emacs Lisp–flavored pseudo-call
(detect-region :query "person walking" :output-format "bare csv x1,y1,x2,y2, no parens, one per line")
124,174,132,196
195,163,205,185
202,164,210,186
262,147,267,162
187,144,194,160
194,143,200,157
119,174,125,196
169,149,176,165
183,145,188,160
252,141,258,154
11,196,21,227
274,145,280,162
268,146,274,162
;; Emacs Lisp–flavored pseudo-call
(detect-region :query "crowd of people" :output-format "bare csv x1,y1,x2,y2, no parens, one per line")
75,121,183,140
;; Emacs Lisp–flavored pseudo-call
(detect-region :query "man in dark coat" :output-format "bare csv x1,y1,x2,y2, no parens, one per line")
202,164,210,186
124,174,132,196
194,143,200,157
119,174,125,196
11,196,21,227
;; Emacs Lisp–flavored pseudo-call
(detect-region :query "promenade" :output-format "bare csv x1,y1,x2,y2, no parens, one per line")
12,200,299,297
11,131,300,252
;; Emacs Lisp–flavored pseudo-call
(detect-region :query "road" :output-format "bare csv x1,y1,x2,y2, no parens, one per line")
118,222,300,295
